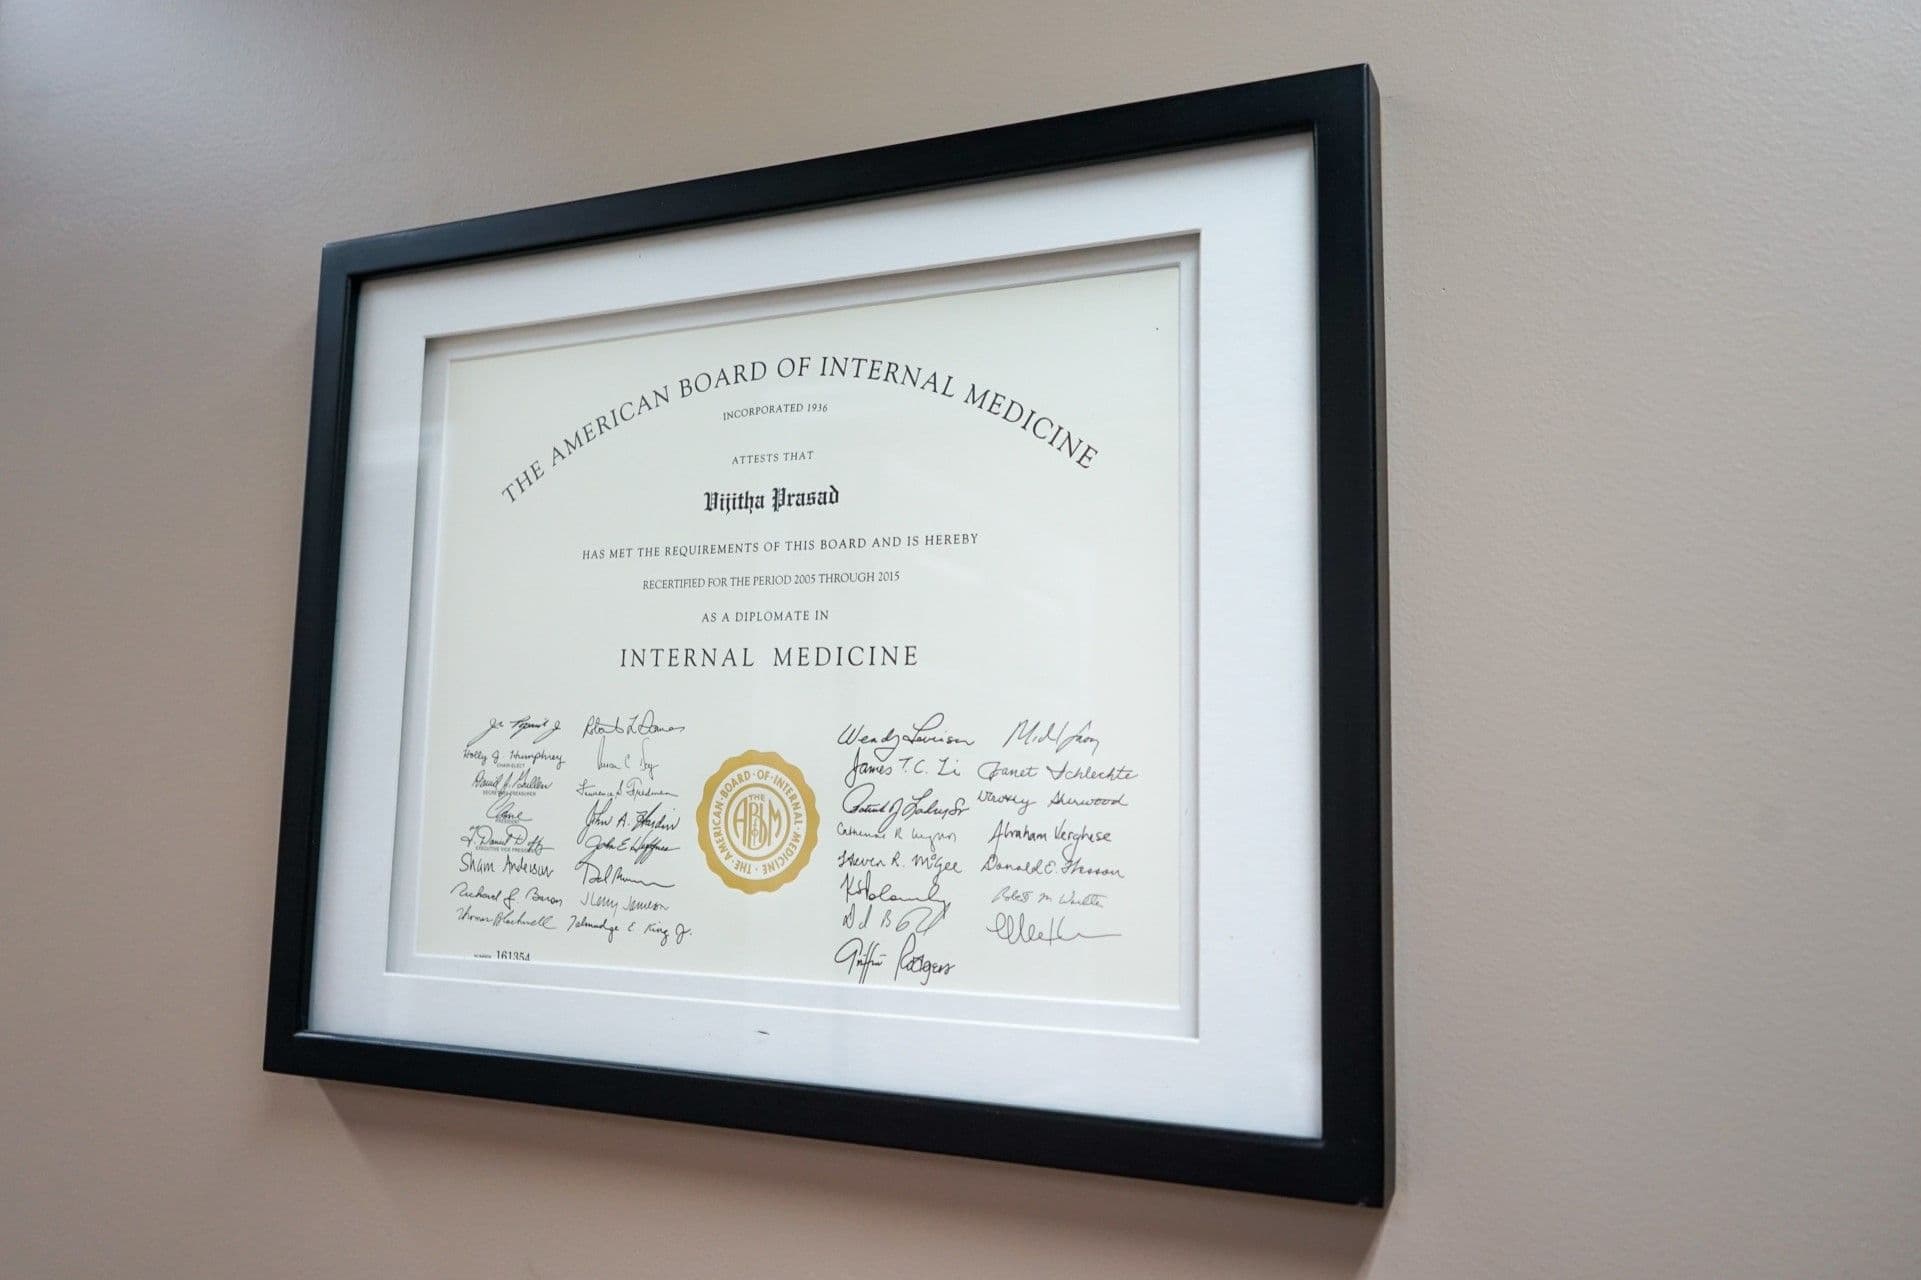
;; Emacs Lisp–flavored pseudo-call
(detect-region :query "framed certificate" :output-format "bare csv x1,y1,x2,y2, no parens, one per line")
265,63,1389,1205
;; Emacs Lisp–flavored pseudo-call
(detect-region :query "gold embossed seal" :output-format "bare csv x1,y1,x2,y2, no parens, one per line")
697,749,818,893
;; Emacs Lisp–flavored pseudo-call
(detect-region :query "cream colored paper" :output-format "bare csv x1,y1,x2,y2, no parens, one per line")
406,265,1187,1008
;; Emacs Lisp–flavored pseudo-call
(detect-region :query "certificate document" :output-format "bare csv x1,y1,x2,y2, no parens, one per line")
398,260,1192,1018
280,113,1351,1188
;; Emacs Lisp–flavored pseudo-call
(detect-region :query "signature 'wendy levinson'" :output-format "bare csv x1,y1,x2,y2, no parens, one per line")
616,643,919,669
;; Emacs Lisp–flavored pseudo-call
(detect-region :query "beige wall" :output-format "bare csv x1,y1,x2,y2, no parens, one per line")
4,1,1917,1276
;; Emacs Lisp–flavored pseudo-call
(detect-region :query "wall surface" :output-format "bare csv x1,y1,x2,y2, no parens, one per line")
3,2,1917,1276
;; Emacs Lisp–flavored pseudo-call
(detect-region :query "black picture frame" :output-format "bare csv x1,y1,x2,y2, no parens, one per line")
265,63,1389,1206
